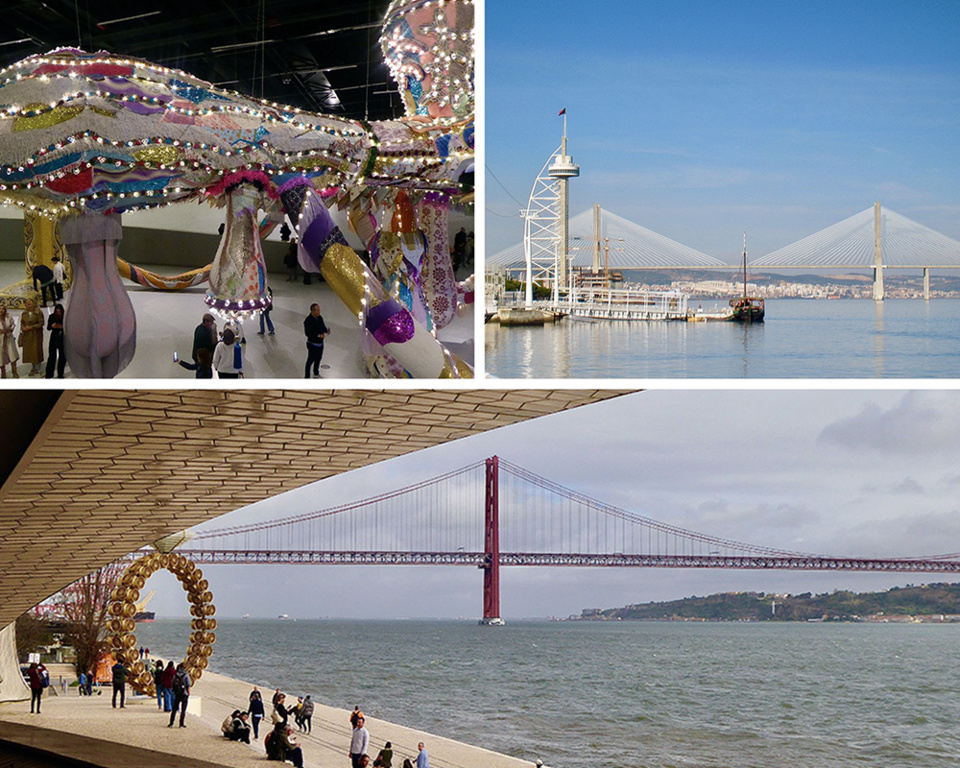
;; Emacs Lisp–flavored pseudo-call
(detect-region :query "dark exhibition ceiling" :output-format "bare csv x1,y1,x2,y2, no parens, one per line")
0,1,399,122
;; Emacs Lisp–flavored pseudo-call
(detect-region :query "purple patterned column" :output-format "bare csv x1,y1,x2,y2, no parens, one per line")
60,213,136,378
416,192,457,328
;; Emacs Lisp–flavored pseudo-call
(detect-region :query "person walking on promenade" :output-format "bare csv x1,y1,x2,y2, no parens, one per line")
272,688,282,708
168,663,191,728
19,298,44,376
161,660,176,711
27,661,46,713
152,660,164,709
292,696,304,730
300,695,314,734
0,305,19,379
78,671,87,696
111,656,127,708
249,687,266,740
375,741,393,768
416,742,429,768
303,303,330,378
349,715,369,768
44,304,66,379
192,312,217,364
85,669,94,696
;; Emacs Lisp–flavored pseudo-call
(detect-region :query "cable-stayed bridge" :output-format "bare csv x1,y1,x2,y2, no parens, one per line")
493,130,960,304
488,203,960,304
753,203,960,300
180,457,960,622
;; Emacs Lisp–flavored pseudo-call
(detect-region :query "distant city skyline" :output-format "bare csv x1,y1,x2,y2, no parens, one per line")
485,0,960,264
141,391,960,620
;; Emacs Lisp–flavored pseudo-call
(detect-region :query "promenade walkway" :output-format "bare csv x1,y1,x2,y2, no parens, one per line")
0,669,530,768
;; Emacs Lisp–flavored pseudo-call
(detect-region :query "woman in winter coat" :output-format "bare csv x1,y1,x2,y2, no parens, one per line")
19,298,44,376
0,305,19,378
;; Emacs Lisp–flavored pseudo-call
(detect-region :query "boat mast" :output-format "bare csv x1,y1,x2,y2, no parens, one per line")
742,231,747,299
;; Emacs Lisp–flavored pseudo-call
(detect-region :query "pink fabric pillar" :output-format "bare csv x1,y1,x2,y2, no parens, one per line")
60,213,136,378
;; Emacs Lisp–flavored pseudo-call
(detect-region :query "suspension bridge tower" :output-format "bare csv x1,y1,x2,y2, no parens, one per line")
522,113,579,307
480,456,504,626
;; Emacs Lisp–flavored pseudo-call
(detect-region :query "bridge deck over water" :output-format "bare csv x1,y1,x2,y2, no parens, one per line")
184,457,960,621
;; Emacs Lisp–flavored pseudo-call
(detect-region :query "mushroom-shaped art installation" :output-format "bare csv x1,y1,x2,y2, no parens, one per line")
0,0,474,378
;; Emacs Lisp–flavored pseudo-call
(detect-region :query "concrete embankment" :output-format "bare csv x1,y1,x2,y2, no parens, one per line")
0,667,533,768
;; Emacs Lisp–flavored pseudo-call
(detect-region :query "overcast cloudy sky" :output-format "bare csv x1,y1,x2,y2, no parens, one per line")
138,390,960,620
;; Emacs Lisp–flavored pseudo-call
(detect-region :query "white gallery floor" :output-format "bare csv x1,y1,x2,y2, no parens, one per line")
0,261,474,380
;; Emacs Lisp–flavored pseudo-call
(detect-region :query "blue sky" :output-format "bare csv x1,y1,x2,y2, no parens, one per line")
485,0,960,262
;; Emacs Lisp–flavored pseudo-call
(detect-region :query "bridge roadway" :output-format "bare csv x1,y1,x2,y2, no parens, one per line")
180,550,960,572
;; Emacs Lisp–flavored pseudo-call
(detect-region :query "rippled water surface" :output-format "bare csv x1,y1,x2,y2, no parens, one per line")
485,299,960,378
135,619,960,768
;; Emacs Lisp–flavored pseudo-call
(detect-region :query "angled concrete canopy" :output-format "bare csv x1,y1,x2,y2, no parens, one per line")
0,388,627,629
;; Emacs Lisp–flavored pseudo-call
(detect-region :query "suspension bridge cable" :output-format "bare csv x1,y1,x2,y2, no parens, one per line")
496,458,819,558
193,460,486,539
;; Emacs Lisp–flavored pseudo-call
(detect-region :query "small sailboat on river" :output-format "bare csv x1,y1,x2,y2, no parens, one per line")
729,233,764,323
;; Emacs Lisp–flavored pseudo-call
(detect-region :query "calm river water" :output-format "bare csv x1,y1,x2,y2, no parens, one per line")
485,299,960,378
135,619,960,768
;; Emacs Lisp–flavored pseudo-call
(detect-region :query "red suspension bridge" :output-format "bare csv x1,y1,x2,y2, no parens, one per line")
178,457,960,623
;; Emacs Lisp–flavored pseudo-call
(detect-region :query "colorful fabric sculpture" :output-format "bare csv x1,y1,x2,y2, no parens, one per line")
0,0,474,377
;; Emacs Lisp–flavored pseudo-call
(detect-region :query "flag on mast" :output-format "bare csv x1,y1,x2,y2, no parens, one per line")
558,107,566,115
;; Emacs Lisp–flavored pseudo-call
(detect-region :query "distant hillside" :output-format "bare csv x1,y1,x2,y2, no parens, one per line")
577,583,960,622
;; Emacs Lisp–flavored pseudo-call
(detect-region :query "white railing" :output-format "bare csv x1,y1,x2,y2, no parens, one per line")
554,288,689,320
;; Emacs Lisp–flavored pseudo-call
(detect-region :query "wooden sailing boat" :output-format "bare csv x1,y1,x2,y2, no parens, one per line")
729,232,764,322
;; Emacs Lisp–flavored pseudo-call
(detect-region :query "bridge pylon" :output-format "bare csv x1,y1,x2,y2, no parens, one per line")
873,201,884,301
480,455,503,625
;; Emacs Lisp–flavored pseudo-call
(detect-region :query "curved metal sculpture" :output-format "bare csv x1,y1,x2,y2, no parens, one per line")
106,551,216,696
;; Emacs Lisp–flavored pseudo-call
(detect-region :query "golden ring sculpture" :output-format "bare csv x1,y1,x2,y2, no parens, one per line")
106,551,216,695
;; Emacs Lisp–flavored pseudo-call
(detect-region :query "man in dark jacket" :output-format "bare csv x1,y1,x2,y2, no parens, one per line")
168,664,192,727
192,313,217,364
303,304,330,378
111,657,127,708
32,264,56,306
